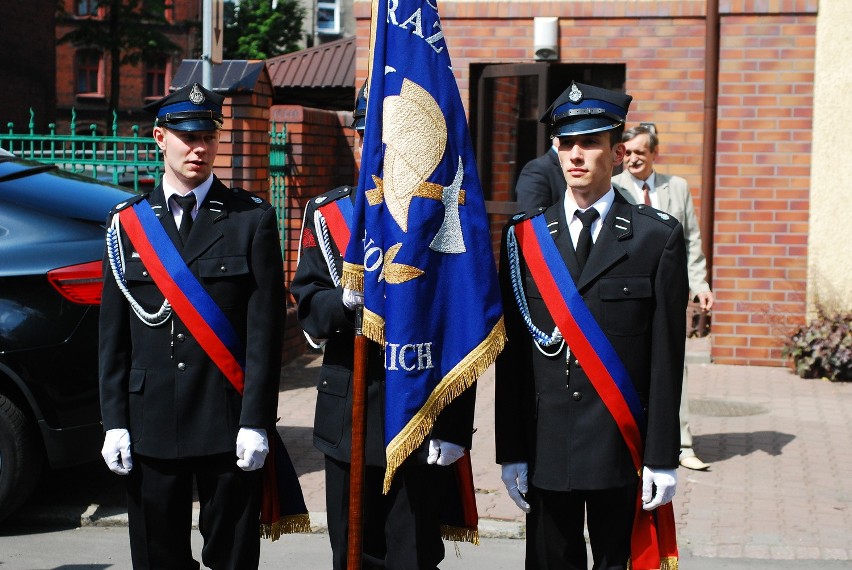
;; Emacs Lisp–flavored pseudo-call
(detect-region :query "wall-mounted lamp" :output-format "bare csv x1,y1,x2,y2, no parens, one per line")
534,17,559,61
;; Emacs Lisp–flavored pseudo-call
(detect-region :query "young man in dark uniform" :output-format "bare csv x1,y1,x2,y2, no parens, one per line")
290,85,474,569
496,82,688,569
99,83,285,569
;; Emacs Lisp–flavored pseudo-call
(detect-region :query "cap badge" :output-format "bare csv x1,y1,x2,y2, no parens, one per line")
315,196,327,204
568,83,583,104
189,83,205,105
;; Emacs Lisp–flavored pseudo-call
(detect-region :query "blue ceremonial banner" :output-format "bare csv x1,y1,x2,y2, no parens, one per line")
342,0,506,491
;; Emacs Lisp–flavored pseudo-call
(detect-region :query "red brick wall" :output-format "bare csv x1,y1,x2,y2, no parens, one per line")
353,0,818,366
216,71,274,200
711,14,814,365
270,105,358,292
269,105,358,361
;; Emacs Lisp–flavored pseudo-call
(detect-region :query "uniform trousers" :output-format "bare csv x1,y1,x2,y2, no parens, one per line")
126,453,263,570
525,483,636,570
324,455,451,569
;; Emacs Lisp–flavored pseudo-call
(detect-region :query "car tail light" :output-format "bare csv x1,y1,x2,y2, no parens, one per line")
47,260,103,305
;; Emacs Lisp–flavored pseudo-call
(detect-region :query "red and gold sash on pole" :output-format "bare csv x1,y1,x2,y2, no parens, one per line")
513,215,678,570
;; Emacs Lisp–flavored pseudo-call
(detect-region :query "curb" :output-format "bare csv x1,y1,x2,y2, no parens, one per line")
14,506,526,540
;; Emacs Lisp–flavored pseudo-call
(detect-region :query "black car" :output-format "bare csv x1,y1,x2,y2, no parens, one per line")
0,153,139,521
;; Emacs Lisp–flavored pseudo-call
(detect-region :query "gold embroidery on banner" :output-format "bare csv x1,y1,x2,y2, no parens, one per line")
367,175,385,206
382,79,447,232
414,181,466,205
381,243,425,284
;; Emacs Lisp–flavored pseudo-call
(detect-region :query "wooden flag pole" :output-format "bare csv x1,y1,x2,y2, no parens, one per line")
347,304,368,569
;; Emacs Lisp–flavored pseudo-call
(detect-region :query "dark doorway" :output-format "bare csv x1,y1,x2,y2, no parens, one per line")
470,63,626,209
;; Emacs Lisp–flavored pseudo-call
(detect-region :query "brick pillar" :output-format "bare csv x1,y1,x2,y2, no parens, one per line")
216,68,273,201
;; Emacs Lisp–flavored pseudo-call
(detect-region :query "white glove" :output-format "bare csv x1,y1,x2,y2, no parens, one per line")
641,466,678,511
501,462,531,513
342,288,364,310
427,439,465,466
236,428,269,471
101,428,133,475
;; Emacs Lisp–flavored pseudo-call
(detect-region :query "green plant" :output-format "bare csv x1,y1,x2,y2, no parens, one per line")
783,308,852,382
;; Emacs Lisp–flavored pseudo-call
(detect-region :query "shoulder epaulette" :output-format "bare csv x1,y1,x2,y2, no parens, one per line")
231,187,272,209
507,206,547,227
313,185,353,207
109,193,147,214
634,204,679,228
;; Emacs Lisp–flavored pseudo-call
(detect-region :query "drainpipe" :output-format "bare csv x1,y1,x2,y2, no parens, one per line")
701,0,720,285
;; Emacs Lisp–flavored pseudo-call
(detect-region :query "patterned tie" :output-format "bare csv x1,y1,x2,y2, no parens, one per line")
172,193,197,244
574,208,600,270
642,182,652,206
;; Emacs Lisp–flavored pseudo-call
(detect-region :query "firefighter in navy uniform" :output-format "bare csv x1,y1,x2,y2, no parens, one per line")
99,83,285,570
290,84,475,570
496,82,688,570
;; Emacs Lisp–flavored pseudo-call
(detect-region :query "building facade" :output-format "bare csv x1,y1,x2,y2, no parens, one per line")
55,0,200,134
346,0,827,367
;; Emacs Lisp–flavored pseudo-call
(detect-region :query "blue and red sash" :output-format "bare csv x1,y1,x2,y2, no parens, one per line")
117,200,310,539
514,214,678,569
318,196,353,253
118,201,246,393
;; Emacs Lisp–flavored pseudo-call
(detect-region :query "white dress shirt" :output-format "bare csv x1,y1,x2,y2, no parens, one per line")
563,188,615,249
163,174,214,229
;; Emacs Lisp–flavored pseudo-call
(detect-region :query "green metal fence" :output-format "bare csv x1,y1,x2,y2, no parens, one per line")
0,109,162,192
269,121,288,258
1,111,288,244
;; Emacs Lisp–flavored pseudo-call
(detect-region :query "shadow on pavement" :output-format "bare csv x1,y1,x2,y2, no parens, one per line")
693,431,796,462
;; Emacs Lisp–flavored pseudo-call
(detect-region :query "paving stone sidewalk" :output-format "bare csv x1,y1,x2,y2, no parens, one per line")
12,337,852,562
277,338,852,561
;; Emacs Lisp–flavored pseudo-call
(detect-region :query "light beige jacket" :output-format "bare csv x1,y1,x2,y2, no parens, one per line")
612,170,711,297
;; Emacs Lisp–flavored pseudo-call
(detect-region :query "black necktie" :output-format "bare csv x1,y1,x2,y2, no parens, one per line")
574,208,600,270
172,193,197,244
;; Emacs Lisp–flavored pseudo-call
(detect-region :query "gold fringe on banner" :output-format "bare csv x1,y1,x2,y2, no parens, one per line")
260,513,312,541
341,261,364,292
362,307,385,346
441,524,480,546
382,317,506,494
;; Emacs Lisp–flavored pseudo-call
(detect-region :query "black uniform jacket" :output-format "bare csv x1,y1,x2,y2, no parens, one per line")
99,178,285,459
515,148,567,213
495,191,688,491
290,186,476,467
